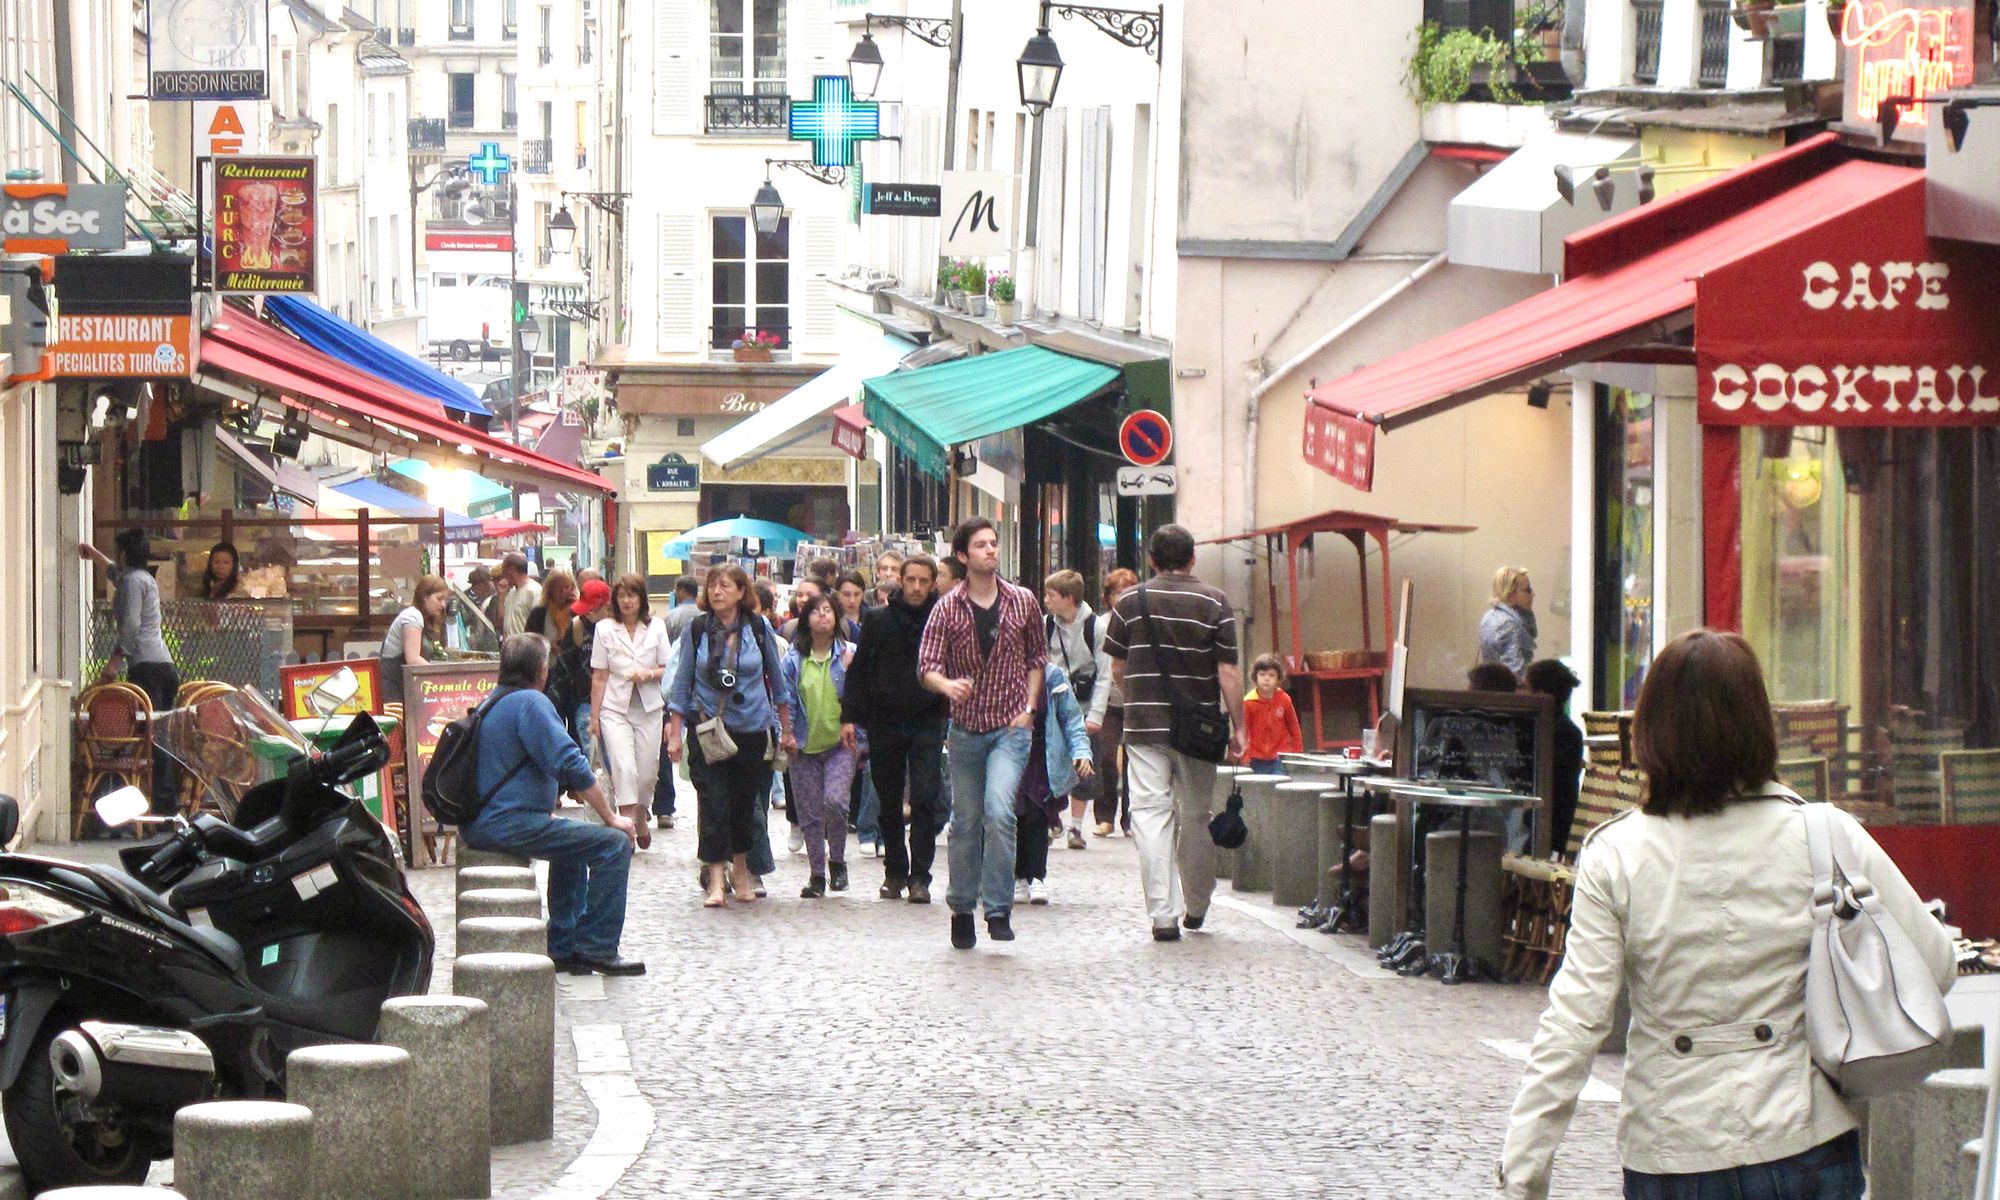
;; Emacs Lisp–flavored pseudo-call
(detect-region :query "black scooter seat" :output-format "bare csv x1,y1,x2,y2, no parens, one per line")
76,865,248,975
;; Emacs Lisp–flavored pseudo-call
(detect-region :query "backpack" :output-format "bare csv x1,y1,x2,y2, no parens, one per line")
421,686,527,827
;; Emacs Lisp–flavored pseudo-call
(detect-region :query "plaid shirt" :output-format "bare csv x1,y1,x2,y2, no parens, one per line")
916,579,1047,733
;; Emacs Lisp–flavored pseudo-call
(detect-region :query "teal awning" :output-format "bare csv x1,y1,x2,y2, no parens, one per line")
861,346,1121,477
386,459,515,518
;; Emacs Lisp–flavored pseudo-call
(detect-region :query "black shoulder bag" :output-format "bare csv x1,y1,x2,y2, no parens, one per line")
1135,584,1230,763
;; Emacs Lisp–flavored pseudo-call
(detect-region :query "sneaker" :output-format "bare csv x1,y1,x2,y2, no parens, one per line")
1152,926,1182,942
1014,879,1031,905
987,915,1015,942
870,839,884,858
1066,827,1087,851
801,875,826,899
907,880,932,904
656,814,674,830
1027,879,1049,905
787,826,805,855
1094,822,1114,837
950,912,976,950
828,862,849,892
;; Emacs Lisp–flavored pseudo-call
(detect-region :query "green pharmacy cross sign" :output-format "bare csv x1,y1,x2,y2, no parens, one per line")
788,75,881,168
467,141,512,185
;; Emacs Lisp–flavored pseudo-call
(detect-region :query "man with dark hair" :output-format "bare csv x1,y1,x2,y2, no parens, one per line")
844,553,948,901
664,575,702,642
498,552,541,638
468,565,502,632
937,554,966,594
460,634,643,975
808,557,840,589
1525,658,1586,855
1106,524,1245,942
920,518,1047,949
1467,662,1520,692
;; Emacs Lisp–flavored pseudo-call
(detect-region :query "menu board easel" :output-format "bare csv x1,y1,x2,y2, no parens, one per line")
401,661,502,867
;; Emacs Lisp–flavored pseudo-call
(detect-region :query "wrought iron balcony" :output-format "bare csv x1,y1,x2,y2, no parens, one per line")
1697,0,1730,86
1633,0,1664,84
705,94,789,133
408,117,447,151
537,45,553,65
521,138,552,174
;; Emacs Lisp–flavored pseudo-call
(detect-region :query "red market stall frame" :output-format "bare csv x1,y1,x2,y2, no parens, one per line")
1203,509,1472,749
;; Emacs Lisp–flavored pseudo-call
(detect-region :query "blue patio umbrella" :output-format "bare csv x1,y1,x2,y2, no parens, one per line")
663,516,812,558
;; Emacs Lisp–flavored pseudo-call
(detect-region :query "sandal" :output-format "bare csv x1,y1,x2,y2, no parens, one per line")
730,867,759,900
701,865,728,908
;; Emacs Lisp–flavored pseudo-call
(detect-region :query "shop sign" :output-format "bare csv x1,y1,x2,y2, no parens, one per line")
147,0,269,100
2,184,128,253
831,409,867,459
426,231,513,252
196,101,262,156
940,171,1011,257
1302,404,1377,491
1839,0,1975,142
1697,175,2000,426
51,253,194,379
864,183,941,218
213,157,316,293
788,75,880,168
647,453,701,491
278,660,381,721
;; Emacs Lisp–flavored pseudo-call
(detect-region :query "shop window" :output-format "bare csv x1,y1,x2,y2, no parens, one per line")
1592,386,1653,710
709,213,788,350
1739,426,1852,709
709,0,785,96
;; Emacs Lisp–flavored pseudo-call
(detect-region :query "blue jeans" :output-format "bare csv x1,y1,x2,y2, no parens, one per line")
1248,758,1286,776
945,725,1033,919
1623,1132,1863,1200
462,807,632,961
571,703,595,764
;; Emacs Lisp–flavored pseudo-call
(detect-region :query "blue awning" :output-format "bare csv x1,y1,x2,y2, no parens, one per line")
266,295,490,417
326,478,484,542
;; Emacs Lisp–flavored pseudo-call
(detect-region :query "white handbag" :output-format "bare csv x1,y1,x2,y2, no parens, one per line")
1801,802,1952,1098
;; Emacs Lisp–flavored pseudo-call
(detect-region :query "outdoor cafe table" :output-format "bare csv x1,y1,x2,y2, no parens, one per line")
1361,777,1540,985
1281,753,1391,934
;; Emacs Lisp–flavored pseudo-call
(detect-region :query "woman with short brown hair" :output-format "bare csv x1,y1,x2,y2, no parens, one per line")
1498,629,1952,1200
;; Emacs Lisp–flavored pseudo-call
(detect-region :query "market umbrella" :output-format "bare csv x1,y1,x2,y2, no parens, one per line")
663,516,812,558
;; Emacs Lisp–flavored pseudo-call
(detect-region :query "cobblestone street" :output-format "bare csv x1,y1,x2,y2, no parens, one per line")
428,805,1627,1200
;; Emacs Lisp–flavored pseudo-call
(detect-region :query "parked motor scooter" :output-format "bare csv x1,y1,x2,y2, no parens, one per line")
0,672,433,1190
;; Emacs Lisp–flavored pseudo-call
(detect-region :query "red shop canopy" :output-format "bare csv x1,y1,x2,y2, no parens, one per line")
1302,135,1918,442
197,309,614,496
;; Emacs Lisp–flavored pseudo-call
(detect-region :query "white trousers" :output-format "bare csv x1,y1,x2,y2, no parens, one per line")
1124,742,1218,929
599,703,663,812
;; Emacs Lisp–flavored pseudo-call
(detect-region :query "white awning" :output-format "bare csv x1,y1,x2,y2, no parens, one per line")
699,331,918,469
1447,131,1641,275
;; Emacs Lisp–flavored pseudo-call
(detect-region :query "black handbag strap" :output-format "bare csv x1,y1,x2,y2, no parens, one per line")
1135,583,1196,712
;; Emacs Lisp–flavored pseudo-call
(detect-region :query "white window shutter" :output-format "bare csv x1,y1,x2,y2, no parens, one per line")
1078,106,1110,324
1035,111,1067,316
656,213,697,352
789,0,835,97
798,213,838,350
653,0,693,135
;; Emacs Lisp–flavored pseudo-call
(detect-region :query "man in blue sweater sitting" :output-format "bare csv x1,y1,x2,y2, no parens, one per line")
461,634,644,976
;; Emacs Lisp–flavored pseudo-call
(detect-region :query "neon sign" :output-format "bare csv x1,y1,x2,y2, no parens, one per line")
1840,0,1974,139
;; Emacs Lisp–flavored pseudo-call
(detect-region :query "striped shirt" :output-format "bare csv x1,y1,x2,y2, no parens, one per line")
1104,573,1238,746
916,579,1047,733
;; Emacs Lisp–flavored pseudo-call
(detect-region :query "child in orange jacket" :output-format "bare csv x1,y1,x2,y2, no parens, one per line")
1242,653,1304,774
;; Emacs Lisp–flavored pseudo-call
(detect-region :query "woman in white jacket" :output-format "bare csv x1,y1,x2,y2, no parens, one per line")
589,573,670,851
1498,629,1954,1200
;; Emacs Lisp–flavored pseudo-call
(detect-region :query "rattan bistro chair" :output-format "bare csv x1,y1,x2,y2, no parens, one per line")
1940,748,2000,826
75,682,154,838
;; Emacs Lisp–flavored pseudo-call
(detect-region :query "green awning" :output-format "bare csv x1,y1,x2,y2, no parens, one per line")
386,458,515,518
862,345,1121,478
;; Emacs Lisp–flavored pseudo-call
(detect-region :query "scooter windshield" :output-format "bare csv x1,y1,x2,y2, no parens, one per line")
152,686,313,788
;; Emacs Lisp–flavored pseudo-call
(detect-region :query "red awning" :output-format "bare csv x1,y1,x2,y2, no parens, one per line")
1302,136,1918,436
480,518,551,537
196,310,613,496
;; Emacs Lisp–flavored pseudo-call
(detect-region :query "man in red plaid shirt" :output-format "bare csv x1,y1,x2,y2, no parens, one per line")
918,517,1047,950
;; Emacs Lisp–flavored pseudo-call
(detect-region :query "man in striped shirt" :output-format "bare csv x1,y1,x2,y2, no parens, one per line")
918,518,1047,950
1105,525,1246,941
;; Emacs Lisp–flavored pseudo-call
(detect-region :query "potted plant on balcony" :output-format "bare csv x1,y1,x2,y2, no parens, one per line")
1732,0,1777,38
961,261,988,316
1825,0,1850,35
937,261,960,308
1405,21,1521,107
990,272,1018,325
732,329,780,363
1516,2,1564,62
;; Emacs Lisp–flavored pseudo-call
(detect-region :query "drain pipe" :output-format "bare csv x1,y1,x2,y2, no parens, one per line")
1235,251,1448,650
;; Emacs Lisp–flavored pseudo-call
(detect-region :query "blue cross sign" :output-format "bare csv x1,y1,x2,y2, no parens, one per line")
788,75,881,168
467,141,513,185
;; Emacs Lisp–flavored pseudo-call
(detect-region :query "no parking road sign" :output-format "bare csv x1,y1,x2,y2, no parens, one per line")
1118,409,1173,467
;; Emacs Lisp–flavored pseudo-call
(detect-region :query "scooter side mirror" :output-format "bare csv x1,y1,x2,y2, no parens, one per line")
94,787,151,829
0,795,17,846
308,666,361,717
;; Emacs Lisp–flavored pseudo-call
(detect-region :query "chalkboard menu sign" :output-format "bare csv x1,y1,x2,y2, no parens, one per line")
402,661,501,866
1396,687,1555,855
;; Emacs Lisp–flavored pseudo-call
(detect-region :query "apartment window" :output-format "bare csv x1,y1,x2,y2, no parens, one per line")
710,213,788,350
326,102,340,182
1633,0,1664,84
534,201,552,263
504,0,519,38
502,75,518,129
366,94,378,155
538,6,553,63
710,0,785,96
450,73,476,128
450,0,474,37
389,214,403,309
1696,0,1730,86
576,101,588,168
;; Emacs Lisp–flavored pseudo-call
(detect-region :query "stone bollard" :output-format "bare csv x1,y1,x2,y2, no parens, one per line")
457,915,551,957
453,952,555,1145
380,996,491,1200
458,887,543,922
1908,1068,1985,1200
1230,774,1287,893
1869,1089,1918,1200
1268,783,1326,908
1210,765,1250,881
455,865,537,898
456,846,531,871
1423,828,1504,970
42,1190,189,1198
1314,789,1345,911
287,1043,414,1200
1367,813,1400,949
1946,1017,1986,1070
174,1101,313,1200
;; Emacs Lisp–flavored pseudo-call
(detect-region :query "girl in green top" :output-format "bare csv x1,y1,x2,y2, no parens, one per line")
781,595,859,898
